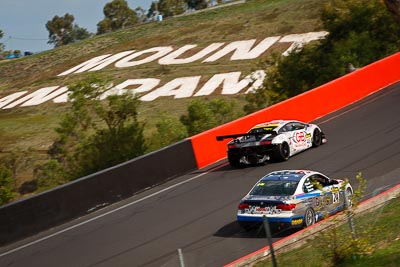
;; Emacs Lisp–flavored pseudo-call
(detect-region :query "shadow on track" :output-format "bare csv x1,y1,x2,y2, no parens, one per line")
214,220,299,239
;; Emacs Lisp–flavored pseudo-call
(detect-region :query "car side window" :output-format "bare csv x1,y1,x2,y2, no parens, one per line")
293,122,305,130
281,123,295,132
303,178,315,193
309,174,329,188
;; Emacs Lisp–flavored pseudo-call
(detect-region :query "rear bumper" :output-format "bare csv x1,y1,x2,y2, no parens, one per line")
237,214,304,229
228,145,275,156
228,145,276,164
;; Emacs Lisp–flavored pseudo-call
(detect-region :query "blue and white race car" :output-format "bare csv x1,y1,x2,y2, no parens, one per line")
217,120,326,167
237,170,353,230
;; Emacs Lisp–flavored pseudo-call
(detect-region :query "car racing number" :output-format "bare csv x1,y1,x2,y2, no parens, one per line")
314,188,340,209
331,187,340,204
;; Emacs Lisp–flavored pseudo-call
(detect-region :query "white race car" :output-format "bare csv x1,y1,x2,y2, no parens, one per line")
217,120,326,167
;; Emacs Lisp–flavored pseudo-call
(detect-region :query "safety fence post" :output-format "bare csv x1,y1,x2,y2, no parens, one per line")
263,216,278,267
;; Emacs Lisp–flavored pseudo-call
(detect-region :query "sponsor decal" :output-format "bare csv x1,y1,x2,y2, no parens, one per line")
245,206,282,215
295,131,306,143
291,218,303,225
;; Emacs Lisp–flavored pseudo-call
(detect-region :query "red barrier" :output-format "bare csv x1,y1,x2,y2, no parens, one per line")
190,52,400,169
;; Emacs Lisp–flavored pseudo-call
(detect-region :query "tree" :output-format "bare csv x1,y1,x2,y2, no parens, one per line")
46,13,91,47
97,0,139,34
185,0,208,10
180,98,244,136
245,0,400,113
158,0,186,17
71,25,91,42
34,160,67,192
147,2,159,19
135,7,148,23
383,0,400,25
0,29,4,55
149,114,188,151
0,163,16,206
42,74,147,180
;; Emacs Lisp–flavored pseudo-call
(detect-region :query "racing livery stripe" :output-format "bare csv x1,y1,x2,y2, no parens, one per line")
294,192,321,199
237,215,303,223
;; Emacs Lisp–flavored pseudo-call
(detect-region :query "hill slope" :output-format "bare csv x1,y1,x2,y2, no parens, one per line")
0,0,327,193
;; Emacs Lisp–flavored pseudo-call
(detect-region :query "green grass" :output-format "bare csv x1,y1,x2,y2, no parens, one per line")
0,0,328,196
254,195,400,267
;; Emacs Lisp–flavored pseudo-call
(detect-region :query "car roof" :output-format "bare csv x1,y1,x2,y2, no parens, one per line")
261,170,315,182
251,120,302,130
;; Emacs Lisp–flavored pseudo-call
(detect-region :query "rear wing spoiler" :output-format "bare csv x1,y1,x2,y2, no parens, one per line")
216,130,277,141
216,133,250,141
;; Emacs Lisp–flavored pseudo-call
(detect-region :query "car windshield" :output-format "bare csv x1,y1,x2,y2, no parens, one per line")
249,180,299,196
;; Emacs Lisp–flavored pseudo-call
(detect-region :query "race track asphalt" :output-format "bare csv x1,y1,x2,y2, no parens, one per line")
1,82,399,267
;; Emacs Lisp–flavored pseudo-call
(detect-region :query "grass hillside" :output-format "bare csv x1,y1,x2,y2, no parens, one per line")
0,0,327,195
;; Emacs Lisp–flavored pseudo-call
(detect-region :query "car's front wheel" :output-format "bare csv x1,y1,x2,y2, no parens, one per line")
312,129,322,147
272,142,290,161
303,208,316,228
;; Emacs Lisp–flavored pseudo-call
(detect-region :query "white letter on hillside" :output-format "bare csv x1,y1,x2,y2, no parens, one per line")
280,31,329,56
158,43,225,65
52,90,69,103
0,91,28,109
244,70,266,93
100,78,160,99
57,51,135,76
203,36,280,62
3,86,67,109
194,72,247,96
115,47,174,68
140,76,201,101
195,70,266,96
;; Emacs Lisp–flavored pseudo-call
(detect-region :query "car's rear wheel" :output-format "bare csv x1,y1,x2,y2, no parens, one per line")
272,142,290,161
228,155,241,167
303,208,316,228
312,129,322,147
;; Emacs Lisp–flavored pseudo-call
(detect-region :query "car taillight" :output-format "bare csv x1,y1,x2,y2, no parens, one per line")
238,203,250,210
228,144,237,149
276,203,296,211
260,140,272,145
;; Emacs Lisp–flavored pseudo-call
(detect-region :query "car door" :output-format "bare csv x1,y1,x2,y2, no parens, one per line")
309,174,342,216
283,122,310,155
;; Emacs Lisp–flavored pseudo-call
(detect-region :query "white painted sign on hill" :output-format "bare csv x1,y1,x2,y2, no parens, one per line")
0,31,328,109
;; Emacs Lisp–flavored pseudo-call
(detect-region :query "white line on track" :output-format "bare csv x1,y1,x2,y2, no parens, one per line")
0,162,229,258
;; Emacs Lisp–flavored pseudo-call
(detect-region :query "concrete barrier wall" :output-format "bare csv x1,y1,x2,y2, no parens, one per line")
190,52,400,168
0,139,197,245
